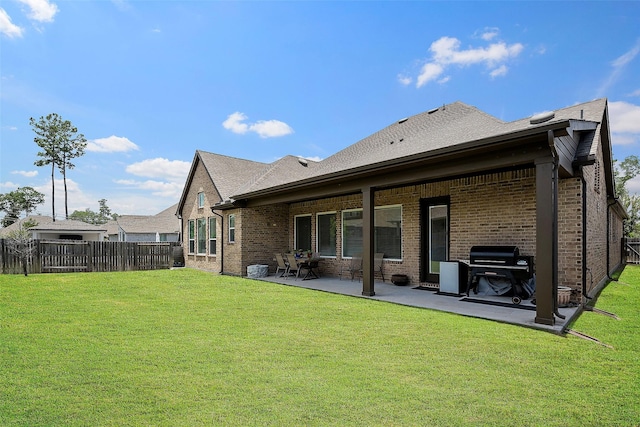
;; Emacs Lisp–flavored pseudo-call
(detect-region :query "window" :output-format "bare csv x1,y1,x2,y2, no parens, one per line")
295,215,312,252
342,210,363,258
197,218,206,254
341,205,402,259
375,205,402,259
209,217,217,255
228,214,236,243
198,192,205,208
316,212,336,256
188,220,195,254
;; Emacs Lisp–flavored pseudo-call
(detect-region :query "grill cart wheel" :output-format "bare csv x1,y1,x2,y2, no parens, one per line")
512,296,522,305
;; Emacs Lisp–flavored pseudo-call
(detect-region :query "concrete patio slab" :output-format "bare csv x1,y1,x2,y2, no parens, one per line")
257,274,581,334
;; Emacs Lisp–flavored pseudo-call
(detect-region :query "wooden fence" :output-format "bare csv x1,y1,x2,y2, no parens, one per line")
626,238,640,265
1,239,182,275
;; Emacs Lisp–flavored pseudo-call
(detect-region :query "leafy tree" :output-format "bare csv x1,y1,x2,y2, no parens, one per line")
30,113,87,221
0,187,45,227
614,155,640,237
4,218,38,276
69,199,118,225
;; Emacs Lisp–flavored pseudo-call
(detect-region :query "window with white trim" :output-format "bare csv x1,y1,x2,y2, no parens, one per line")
198,192,205,208
316,212,336,256
197,218,206,254
228,214,236,243
188,219,195,254
209,217,217,255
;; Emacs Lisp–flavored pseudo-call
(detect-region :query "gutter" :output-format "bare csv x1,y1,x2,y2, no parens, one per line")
232,120,576,201
577,165,592,302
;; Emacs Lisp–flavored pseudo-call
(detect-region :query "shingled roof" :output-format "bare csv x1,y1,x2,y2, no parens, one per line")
176,99,609,212
229,98,607,198
116,203,180,234
0,216,107,237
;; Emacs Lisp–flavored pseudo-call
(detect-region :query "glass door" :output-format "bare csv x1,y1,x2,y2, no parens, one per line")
420,198,449,283
429,205,448,276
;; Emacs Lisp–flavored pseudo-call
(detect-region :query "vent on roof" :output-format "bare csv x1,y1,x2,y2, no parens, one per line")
398,117,408,124
427,107,439,114
298,157,308,167
530,111,555,124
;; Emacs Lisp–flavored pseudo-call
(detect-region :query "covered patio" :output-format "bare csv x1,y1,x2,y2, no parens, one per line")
257,273,580,334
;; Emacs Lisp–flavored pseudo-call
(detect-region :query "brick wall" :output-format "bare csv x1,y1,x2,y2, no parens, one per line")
283,169,543,285
240,204,290,276
180,159,222,273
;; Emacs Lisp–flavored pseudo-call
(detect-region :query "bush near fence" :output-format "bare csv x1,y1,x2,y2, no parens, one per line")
1,239,182,274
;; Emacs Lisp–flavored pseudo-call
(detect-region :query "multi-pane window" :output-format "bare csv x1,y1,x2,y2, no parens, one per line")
188,220,195,254
197,218,206,254
295,215,312,252
209,217,217,255
198,192,205,208
316,212,336,256
341,205,402,259
228,214,236,243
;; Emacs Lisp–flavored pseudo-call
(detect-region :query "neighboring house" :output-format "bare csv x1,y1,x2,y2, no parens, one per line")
107,204,181,242
176,99,627,326
0,215,107,241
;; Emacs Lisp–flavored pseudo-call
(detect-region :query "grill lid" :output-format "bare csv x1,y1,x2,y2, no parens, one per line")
470,246,519,265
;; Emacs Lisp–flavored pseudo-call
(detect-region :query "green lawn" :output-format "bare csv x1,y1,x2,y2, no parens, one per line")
1,266,639,426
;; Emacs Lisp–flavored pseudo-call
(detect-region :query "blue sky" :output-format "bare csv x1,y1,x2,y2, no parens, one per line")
1,1,639,217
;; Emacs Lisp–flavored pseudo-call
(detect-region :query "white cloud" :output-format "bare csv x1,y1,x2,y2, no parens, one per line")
18,0,58,23
125,158,191,182
609,101,640,134
222,112,250,134
11,170,38,178
397,74,412,86
612,42,640,68
222,112,294,138
114,179,184,198
250,120,294,139
86,135,139,153
0,8,23,38
490,64,509,78
598,40,640,97
628,89,640,97
417,63,444,87
609,101,640,147
480,27,499,41
415,34,523,88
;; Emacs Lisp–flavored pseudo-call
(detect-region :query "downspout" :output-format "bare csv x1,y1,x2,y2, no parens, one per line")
577,166,592,302
606,198,619,282
210,209,224,274
547,130,565,320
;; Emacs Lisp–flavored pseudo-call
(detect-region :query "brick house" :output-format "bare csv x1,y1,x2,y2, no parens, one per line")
176,99,627,326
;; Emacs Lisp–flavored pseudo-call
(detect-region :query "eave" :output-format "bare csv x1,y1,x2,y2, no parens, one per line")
232,120,575,206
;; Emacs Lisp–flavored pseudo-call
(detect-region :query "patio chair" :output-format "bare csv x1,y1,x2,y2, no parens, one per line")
275,253,289,277
339,253,362,281
374,252,385,282
285,253,301,279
